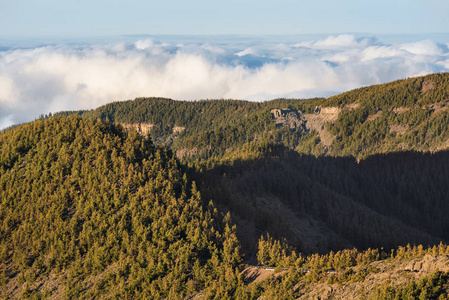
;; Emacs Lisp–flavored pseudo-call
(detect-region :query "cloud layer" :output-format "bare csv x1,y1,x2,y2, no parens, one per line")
1,34,448,129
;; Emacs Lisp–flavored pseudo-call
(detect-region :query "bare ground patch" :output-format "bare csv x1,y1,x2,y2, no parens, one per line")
298,254,449,300
366,110,383,121
423,102,449,115
344,103,360,110
390,125,407,135
304,107,340,147
421,80,435,94
242,267,274,284
392,107,410,114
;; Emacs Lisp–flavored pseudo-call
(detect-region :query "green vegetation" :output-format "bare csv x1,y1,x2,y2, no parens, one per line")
0,116,244,298
58,72,449,160
327,73,449,157
195,143,448,256
3,73,449,298
372,271,449,299
248,242,449,299
58,97,323,160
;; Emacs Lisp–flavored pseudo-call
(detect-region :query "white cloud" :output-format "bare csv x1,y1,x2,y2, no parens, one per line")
294,34,379,50
399,40,446,56
0,75,18,105
236,47,259,57
0,34,448,129
361,46,407,61
135,39,154,50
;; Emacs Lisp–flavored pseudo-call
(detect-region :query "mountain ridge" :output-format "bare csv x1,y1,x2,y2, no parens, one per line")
52,72,449,160
3,73,449,298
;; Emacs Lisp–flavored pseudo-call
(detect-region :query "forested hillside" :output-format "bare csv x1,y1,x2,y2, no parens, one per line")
0,117,244,298
195,143,448,256
53,72,449,255
3,73,449,298
58,72,449,160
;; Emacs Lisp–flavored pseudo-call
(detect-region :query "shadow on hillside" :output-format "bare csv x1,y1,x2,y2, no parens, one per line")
194,147,449,257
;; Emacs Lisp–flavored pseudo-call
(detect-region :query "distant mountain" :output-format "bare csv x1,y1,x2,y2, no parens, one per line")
59,72,449,160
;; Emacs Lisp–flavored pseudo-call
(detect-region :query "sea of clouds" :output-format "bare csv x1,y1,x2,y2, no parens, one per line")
1,34,449,129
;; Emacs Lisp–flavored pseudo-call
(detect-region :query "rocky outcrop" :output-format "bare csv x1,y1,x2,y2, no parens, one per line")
271,106,342,148
121,123,154,135
271,109,307,133
304,107,341,148
173,126,185,134
422,80,435,93
122,123,186,135
316,107,342,122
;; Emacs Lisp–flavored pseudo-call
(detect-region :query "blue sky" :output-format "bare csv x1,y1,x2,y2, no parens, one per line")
0,1,449,129
1,0,449,38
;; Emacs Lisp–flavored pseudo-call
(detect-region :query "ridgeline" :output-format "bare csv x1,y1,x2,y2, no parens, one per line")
2,73,449,298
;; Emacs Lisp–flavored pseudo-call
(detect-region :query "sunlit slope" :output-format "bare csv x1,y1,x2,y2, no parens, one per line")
58,72,449,160
0,116,243,298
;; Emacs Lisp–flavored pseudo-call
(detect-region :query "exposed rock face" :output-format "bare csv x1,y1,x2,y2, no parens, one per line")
271,107,342,148
304,107,341,147
317,107,342,122
422,80,435,93
270,109,307,133
121,123,154,135
173,126,185,134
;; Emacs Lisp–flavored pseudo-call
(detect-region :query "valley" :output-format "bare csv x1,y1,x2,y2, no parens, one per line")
2,73,449,298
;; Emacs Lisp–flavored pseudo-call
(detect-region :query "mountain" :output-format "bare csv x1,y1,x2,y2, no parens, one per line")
54,73,449,255
2,73,449,298
58,72,449,160
0,117,244,298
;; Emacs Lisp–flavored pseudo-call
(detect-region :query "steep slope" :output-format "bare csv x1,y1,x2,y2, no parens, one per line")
50,73,449,255
0,116,243,299
195,144,447,257
298,254,449,299
245,246,449,299
324,72,449,157
4,73,449,298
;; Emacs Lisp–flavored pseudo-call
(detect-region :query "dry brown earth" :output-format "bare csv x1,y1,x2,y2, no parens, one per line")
297,254,449,299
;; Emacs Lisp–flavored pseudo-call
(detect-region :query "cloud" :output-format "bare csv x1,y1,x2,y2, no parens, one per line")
293,34,379,50
0,34,448,129
399,40,447,56
236,47,260,57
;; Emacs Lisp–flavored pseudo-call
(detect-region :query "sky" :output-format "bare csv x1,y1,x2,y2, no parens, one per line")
1,0,449,37
0,1,449,129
